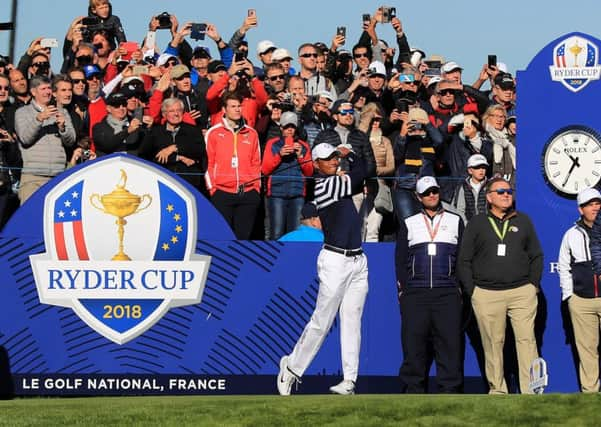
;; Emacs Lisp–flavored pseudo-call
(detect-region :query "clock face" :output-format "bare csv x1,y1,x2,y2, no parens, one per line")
542,125,601,198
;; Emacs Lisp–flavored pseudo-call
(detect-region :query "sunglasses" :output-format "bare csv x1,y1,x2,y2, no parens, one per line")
282,124,297,130
268,74,286,81
438,89,456,96
420,188,440,197
109,101,128,108
86,74,101,81
488,188,514,195
354,53,369,59
165,60,178,67
0,85,8,91
33,62,49,68
71,78,86,84
76,55,93,63
300,53,318,58
372,117,382,122
338,109,354,116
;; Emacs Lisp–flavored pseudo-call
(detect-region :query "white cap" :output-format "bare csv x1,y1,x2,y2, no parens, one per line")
577,188,601,206
156,53,177,67
368,61,386,76
312,143,338,160
280,111,298,128
257,40,277,55
441,61,463,73
410,48,425,67
271,48,293,62
467,154,489,168
497,62,508,73
416,176,439,195
316,90,334,101
122,76,144,85
426,76,441,88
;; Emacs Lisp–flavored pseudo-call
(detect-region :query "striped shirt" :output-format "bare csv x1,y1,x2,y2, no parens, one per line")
314,153,366,249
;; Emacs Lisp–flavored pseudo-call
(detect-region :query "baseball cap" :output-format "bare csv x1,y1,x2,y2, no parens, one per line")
368,61,386,77
83,64,101,78
316,90,334,102
271,48,293,62
416,176,439,195
301,202,319,219
312,143,339,160
257,40,277,55
280,111,298,128
441,61,463,73
314,42,328,54
122,76,144,85
330,99,351,113
467,154,489,168
337,50,352,60
426,76,442,88
497,62,508,73
156,53,177,67
494,73,515,90
577,188,601,206
193,46,211,59
208,60,227,74
171,64,190,79
106,92,127,106
408,108,429,123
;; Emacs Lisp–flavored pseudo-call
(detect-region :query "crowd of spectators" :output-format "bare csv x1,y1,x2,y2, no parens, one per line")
0,1,517,238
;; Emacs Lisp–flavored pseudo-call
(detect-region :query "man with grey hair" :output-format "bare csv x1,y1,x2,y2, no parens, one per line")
15,75,76,203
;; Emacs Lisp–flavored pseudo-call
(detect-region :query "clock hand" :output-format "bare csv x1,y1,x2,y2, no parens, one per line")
568,154,581,168
562,161,578,187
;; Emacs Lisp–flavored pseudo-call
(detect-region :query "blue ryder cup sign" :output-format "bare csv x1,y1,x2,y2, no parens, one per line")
549,35,601,92
30,156,211,344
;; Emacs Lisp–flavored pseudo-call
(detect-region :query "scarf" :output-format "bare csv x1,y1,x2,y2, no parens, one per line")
106,114,128,134
486,123,516,168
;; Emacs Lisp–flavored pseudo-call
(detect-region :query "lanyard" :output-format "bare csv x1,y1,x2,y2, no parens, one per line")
488,217,509,242
422,212,443,241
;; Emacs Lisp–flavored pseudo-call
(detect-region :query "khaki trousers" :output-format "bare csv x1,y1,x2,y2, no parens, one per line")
18,174,52,205
568,294,601,392
471,284,538,394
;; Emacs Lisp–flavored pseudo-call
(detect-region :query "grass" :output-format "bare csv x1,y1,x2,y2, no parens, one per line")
1,394,601,426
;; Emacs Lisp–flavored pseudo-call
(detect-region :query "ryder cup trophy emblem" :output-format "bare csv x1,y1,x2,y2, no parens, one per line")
30,155,211,344
90,169,152,261
529,357,548,394
549,35,601,92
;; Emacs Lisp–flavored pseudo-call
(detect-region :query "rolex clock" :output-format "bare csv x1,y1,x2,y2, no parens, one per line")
542,125,601,198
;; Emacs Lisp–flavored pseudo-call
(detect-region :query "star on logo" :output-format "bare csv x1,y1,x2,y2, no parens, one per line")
64,200,72,207
166,204,174,212
170,236,178,244
71,191,79,199
70,209,77,217
173,213,181,222
162,243,170,251
175,225,183,233
58,210,65,218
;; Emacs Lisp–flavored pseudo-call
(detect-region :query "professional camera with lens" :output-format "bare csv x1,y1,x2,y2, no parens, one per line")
408,120,423,131
157,12,172,30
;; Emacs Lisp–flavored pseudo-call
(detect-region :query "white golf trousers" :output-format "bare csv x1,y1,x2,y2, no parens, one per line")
287,248,369,382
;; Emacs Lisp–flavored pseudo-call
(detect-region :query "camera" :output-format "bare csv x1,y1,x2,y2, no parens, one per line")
156,12,172,30
83,149,91,160
408,120,423,131
190,23,207,41
234,51,247,62
336,26,346,38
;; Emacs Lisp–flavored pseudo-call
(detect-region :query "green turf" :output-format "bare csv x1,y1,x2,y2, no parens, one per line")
1,394,600,426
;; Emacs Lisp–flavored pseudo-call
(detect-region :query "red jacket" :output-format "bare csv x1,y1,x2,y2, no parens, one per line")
205,119,261,195
261,136,313,197
205,73,268,129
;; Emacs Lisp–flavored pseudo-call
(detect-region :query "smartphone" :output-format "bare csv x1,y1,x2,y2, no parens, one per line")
362,14,371,24
424,60,442,69
389,7,397,18
48,97,57,107
488,54,497,68
398,74,415,83
234,51,247,62
41,38,58,49
119,41,140,60
381,6,391,23
336,26,346,38
464,119,472,129
190,23,207,41
248,9,256,17
81,16,100,26
132,65,149,76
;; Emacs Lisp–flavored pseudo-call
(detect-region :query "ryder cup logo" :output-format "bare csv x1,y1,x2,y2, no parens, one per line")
30,155,211,344
549,35,601,92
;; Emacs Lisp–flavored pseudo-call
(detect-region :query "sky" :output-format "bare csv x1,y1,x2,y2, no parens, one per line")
1,0,601,83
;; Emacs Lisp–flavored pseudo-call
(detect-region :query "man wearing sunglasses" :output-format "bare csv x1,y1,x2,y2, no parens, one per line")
458,176,543,394
297,43,337,99
396,176,464,393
